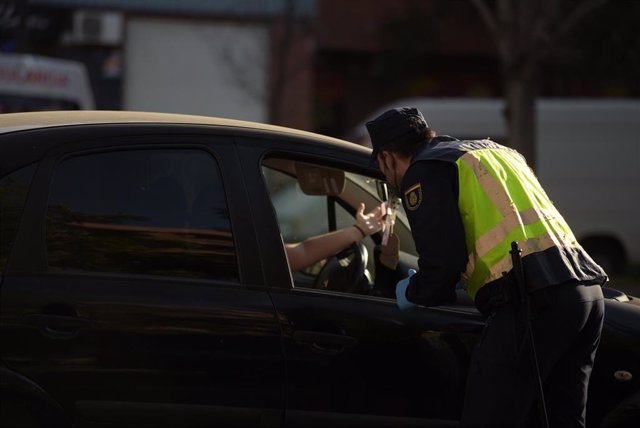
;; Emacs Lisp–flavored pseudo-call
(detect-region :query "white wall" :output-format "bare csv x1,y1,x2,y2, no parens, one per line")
124,17,268,121
535,100,640,264
347,98,506,144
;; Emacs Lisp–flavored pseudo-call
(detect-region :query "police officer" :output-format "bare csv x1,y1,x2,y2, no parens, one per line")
366,107,607,427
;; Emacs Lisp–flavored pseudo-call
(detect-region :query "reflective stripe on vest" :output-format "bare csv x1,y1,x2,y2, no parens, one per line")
456,147,580,299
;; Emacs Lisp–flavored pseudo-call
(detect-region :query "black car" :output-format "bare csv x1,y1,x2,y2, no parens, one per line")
0,111,638,428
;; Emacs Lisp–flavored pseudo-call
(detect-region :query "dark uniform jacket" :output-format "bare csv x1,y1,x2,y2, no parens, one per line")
402,136,607,307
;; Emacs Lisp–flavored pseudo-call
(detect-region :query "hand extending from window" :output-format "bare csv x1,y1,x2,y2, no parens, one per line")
355,202,384,236
287,202,385,272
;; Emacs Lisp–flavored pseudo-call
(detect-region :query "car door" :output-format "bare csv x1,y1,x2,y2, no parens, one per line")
237,135,484,426
0,130,285,427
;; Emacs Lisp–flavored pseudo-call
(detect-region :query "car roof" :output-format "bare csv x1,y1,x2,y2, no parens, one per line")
0,110,364,151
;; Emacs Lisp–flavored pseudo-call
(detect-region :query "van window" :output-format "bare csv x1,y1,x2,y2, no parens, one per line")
46,149,238,281
0,94,80,113
0,164,37,272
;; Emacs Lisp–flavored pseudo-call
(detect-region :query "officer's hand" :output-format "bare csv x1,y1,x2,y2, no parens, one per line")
395,269,417,311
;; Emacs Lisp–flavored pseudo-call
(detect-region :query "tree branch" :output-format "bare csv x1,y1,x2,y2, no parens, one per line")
470,0,515,63
522,0,608,80
556,0,608,40
469,0,501,44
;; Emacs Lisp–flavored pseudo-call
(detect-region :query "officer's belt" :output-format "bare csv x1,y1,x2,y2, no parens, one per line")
475,274,546,317
474,278,511,317
475,276,603,318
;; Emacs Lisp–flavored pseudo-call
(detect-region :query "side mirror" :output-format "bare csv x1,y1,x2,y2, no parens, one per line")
295,162,345,196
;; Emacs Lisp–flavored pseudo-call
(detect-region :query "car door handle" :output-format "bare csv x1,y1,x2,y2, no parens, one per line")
293,330,358,356
27,314,95,339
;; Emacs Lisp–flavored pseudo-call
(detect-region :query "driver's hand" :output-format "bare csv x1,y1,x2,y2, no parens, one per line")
356,202,384,236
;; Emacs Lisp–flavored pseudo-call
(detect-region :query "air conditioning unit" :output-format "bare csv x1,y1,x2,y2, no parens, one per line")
71,10,123,46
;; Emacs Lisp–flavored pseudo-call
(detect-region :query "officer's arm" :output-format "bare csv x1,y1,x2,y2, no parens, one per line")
401,161,468,306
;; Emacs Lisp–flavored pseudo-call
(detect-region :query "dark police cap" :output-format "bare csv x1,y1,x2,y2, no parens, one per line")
366,107,428,161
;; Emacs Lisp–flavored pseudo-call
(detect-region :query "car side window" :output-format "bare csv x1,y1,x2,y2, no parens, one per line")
262,167,329,243
46,149,238,281
0,164,37,272
262,161,380,290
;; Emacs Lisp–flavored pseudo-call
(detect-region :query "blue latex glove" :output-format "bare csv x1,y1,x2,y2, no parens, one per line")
395,269,417,311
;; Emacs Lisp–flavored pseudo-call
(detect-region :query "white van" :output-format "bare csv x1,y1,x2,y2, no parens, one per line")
0,52,94,112
349,98,640,273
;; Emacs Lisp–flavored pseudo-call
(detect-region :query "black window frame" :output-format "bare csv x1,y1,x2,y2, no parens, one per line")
257,149,388,292
0,163,37,274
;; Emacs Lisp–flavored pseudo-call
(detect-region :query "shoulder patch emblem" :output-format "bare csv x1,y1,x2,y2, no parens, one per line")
404,182,422,211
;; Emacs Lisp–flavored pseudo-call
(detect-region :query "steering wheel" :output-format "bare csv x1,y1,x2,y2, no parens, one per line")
313,241,369,293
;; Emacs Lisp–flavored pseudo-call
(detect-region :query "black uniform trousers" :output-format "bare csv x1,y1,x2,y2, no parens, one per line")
461,282,604,428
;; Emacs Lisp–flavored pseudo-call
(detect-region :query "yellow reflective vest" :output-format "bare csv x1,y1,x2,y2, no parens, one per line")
411,138,607,300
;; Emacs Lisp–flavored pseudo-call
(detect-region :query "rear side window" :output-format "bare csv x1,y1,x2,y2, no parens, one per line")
0,164,37,272
46,149,238,281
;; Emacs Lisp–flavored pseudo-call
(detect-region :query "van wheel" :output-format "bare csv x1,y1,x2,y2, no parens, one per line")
580,237,626,275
